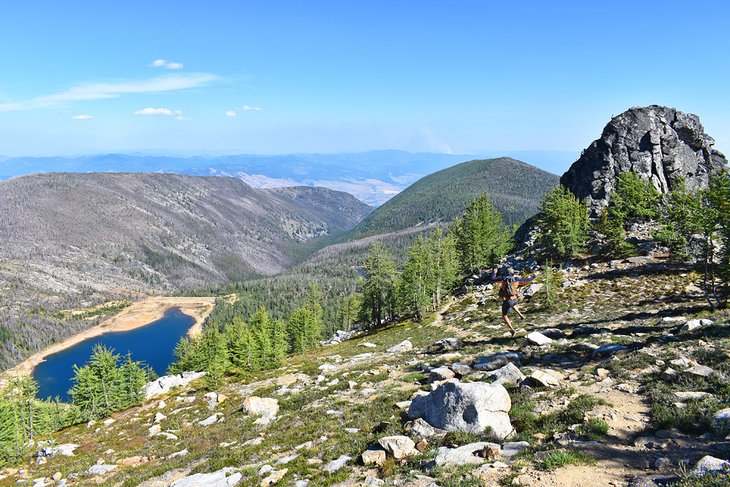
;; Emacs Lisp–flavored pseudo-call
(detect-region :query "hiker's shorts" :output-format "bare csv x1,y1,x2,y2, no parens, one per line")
502,298,518,316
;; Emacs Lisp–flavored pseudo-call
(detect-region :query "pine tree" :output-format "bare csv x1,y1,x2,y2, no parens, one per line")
536,185,589,261
656,178,703,260
398,235,430,319
361,242,398,327
428,228,459,308
452,193,512,272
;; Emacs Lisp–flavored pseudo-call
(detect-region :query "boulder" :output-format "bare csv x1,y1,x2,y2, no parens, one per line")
261,468,287,486
713,408,730,428
428,366,455,383
690,455,730,477
322,455,351,473
426,338,464,353
684,365,715,377
526,332,553,346
243,397,279,425
501,441,530,459
387,340,413,353
434,442,501,466
487,363,525,386
673,392,713,402
451,363,473,376
143,371,206,399
45,444,79,457
681,319,713,332
522,284,543,297
473,352,523,371
170,467,242,487
560,105,727,216
378,436,418,460
198,413,223,426
541,328,565,339
593,344,628,357
408,380,513,439
362,448,386,466
406,418,446,439
87,464,117,476
522,370,560,388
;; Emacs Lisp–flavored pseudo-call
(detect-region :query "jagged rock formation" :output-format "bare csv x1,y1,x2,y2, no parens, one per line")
561,105,727,216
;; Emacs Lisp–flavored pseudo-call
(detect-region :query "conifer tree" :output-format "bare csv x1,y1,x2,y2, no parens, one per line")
452,193,511,272
361,242,398,327
536,185,589,261
428,228,459,308
398,235,430,319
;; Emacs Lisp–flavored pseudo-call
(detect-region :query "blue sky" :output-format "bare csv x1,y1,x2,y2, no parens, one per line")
0,1,728,158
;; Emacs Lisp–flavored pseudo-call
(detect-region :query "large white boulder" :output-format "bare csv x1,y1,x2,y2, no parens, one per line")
171,467,242,487
407,380,513,439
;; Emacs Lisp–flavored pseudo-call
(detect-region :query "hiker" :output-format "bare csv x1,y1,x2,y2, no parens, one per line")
491,267,535,335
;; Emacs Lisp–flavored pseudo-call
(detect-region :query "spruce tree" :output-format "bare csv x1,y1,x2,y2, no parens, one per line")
361,242,398,327
399,235,430,319
452,193,511,272
536,185,589,261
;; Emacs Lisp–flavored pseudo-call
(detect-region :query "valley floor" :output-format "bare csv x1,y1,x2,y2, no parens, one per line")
1,257,729,486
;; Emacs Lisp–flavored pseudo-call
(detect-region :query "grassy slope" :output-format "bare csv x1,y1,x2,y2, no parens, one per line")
10,258,730,486
349,157,559,239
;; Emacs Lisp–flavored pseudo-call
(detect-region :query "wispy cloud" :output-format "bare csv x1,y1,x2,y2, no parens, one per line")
134,107,182,116
151,59,184,70
0,73,217,112
225,110,237,117
71,114,93,120
242,105,263,111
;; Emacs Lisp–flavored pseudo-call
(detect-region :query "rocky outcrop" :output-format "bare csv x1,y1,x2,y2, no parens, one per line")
561,105,727,216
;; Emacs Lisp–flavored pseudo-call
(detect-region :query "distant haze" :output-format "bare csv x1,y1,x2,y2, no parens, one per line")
0,150,575,206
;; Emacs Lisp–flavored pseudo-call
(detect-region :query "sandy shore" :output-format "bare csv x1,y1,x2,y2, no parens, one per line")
2,296,216,380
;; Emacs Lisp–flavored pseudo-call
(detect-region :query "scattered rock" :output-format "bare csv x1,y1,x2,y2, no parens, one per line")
428,366,455,383
364,476,385,486
522,284,543,297
450,363,473,376
434,442,501,466
522,370,560,388
408,380,513,439
168,449,188,459
387,340,413,353
487,363,526,386
378,436,418,460
406,418,446,439
362,448,387,466
681,319,713,332
260,468,287,486
713,408,730,428
155,432,179,440
153,412,167,423
198,413,223,426
596,368,610,378
170,467,242,487
654,457,672,469
593,343,629,357
473,351,523,371
426,338,464,353
45,444,79,457
685,365,715,377
148,424,161,436
501,441,530,459
243,397,279,425
690,455,730,477
526,332,553,346
673,391,713,402
322,329,356,345
87,464,117,476
143,371,206,399
322,455,351,473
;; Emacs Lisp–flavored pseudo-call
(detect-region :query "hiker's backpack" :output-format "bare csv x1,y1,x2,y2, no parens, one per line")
498,276,518,298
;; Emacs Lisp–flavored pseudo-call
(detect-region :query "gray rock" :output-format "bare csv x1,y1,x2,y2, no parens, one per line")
198,413,223,426
408,380,513,439
487,363,525,386
87,464,117,476
143,371,206,399
387,340,413,353
45,444,79,457
501,441,530,459
428,366,455,383
322,455,351,473
362,448,386,466
203,392,219,410
171,468,242,487
526,332,553,346
450,363,473,376
541,328,565,339
593,343,628,357
673,391,713,402
473,351,523,371
690,455,730,477
407,418,446,439
713,408,730,428
426,338,464,353
243,397,279,425
522,370,560,388
364,477,385,486
522,283,543,297
685,365,714,377
378,436,418,460
681,319,713,332
560,105,727,217
434,442,501,466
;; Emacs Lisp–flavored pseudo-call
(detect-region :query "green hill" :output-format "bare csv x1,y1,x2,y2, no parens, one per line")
349,157,559,238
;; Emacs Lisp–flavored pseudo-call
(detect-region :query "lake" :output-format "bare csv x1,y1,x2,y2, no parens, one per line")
33,307,195,401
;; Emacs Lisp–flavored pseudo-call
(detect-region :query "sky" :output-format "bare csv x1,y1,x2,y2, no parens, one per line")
0,1,728,158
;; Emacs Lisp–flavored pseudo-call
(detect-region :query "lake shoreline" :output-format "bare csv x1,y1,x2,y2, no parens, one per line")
2,296,216,381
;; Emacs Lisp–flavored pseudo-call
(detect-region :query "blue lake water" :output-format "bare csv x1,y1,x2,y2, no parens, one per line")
33,307,195,401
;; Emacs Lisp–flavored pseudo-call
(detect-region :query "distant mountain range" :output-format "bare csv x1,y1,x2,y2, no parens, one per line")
0,150,573,206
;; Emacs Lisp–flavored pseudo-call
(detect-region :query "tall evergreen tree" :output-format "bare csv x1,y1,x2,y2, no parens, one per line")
398,235,430,319
451,193,511,272
536,185,589,261
361,242,398,327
